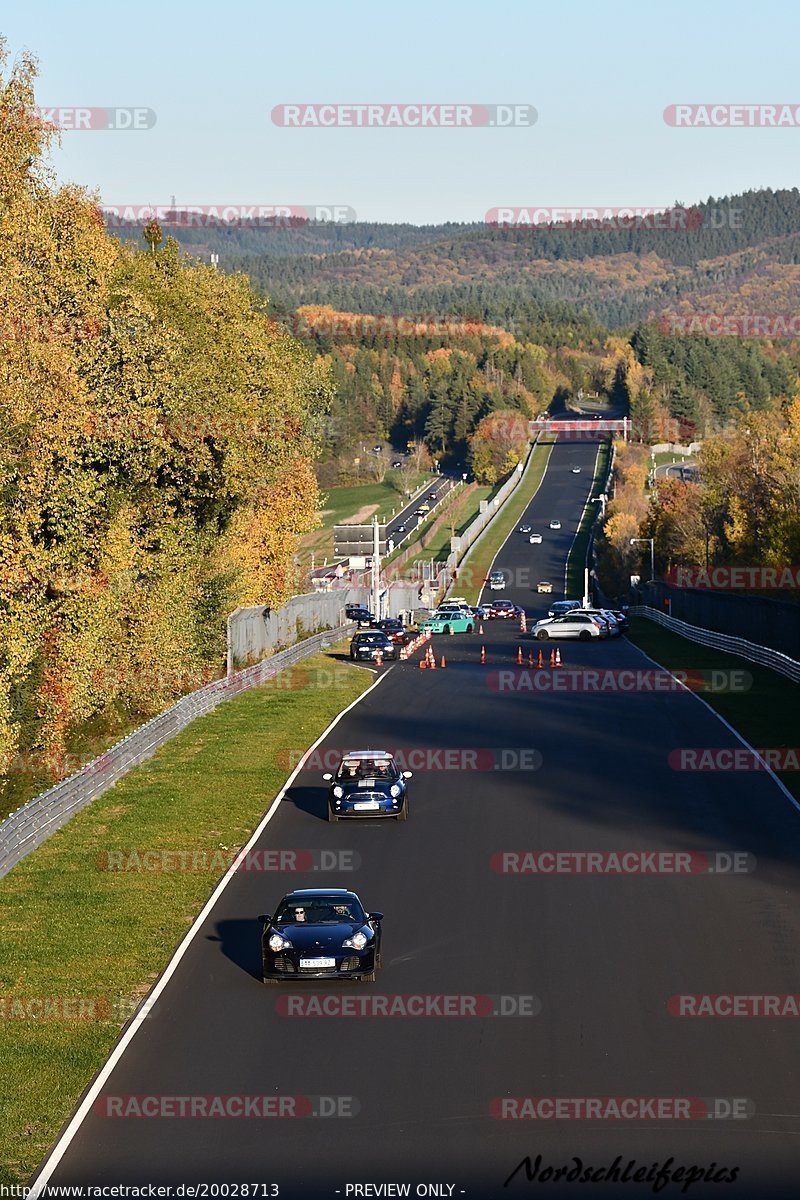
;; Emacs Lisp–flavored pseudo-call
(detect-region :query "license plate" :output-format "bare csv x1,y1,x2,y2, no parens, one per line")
300,957,336,969
354,800,381,811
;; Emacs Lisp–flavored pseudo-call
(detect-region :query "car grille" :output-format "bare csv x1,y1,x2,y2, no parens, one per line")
273,957,295,973
348,792,387,806
340,957,360,972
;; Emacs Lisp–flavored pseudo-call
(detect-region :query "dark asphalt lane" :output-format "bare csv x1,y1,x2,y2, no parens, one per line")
35,439,800,1200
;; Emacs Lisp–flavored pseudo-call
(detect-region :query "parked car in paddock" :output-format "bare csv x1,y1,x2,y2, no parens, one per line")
533,613,604,641
420,608,475,634
322,750,412,822
486,599,522,619
349,630,398,661
549,519,562,530
529,532,543,544
547,599,583,618
260,889,383,982
488,571,506,590
563,607,621,637
537,581,553,594
374,618,411,645
609,609,630,633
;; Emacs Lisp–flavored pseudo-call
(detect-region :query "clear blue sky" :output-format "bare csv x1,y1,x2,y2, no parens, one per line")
4,0,800,224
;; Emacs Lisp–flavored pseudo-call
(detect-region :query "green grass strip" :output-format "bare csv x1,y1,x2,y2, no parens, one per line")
565,440,612,598
455,439,555,605
0,645,372,1184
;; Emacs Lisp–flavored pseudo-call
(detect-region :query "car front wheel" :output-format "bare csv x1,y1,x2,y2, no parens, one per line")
360,970,376,983
328,808,339,822
397,800,409,821
466,624,474,634
536,630,549,640
442,625,451,635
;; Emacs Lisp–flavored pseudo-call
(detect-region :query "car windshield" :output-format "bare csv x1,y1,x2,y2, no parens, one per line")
336,756,397,780
356,632,386,644
274,897,366,926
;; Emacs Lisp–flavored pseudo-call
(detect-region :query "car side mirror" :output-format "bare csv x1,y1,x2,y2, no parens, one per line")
258,914,271,924
322,773,333,781
402,771,413,779
369,912,383,922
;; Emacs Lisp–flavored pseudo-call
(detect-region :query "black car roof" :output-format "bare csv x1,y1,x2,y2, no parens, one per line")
282,889,359,899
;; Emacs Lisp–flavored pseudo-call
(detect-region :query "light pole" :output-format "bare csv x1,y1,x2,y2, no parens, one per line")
630,537,655,582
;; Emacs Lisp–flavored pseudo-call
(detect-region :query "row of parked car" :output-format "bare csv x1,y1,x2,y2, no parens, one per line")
532,601,629,641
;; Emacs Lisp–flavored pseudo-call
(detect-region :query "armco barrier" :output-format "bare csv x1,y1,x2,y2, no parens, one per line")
629,606,800,684
0,626,354,882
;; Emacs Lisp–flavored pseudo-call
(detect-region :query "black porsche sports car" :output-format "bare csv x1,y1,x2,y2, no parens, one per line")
322,750,412,821
260,889,383,983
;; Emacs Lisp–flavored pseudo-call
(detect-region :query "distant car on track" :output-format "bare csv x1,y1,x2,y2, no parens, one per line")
420,609,475,634
349,630,397,661
537,581,553,593
323,750,412,822
549,520,562,530
486,600,522,619
519,524,532,534
375,618,411,645
572,467,581,473
345,605,374,625
260,889,383,982
533,613,603,641
548,599,582,618
529,533,543,544
488,571,506,591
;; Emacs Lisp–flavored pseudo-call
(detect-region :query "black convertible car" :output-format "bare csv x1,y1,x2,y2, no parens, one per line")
260,889,383,983
322,750,412,821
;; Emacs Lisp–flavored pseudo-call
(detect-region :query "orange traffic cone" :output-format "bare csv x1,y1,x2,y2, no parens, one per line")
516,646,523,665
420,657,427,668
549,648,556,667
479,624,484,635
449,625,454,636
480,645,486,664
376,649,383,667
537,649,544,669
440,655,446,668
555,647,562,666
528,651,534,668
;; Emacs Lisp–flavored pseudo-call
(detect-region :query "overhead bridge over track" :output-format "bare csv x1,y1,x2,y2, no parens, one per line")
529,417,629,439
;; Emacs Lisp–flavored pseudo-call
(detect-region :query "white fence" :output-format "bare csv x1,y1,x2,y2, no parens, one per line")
630,606,800,684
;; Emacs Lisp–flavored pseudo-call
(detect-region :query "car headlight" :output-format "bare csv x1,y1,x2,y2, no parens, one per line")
390,784,401,798
332,786,344,798
268,933,292,952
342,930,368,950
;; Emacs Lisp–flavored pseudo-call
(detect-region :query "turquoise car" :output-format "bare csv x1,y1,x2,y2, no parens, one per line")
420,608,475,635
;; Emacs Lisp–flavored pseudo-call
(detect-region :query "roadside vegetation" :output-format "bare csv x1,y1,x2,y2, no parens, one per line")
0,643,372,1185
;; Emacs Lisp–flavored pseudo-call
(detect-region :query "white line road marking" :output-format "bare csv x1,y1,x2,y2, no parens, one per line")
29,667,391,1194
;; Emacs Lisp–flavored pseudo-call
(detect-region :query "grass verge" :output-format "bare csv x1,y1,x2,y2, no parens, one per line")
565,440,612,598
0,644,372,1185
456,439,556,604
627,615,799,802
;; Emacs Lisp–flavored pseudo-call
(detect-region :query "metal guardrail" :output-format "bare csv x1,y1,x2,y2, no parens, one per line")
0,625,354,882
629,606,800,683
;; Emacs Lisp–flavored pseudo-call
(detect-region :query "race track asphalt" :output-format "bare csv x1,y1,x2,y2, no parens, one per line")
35,437,800,1200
